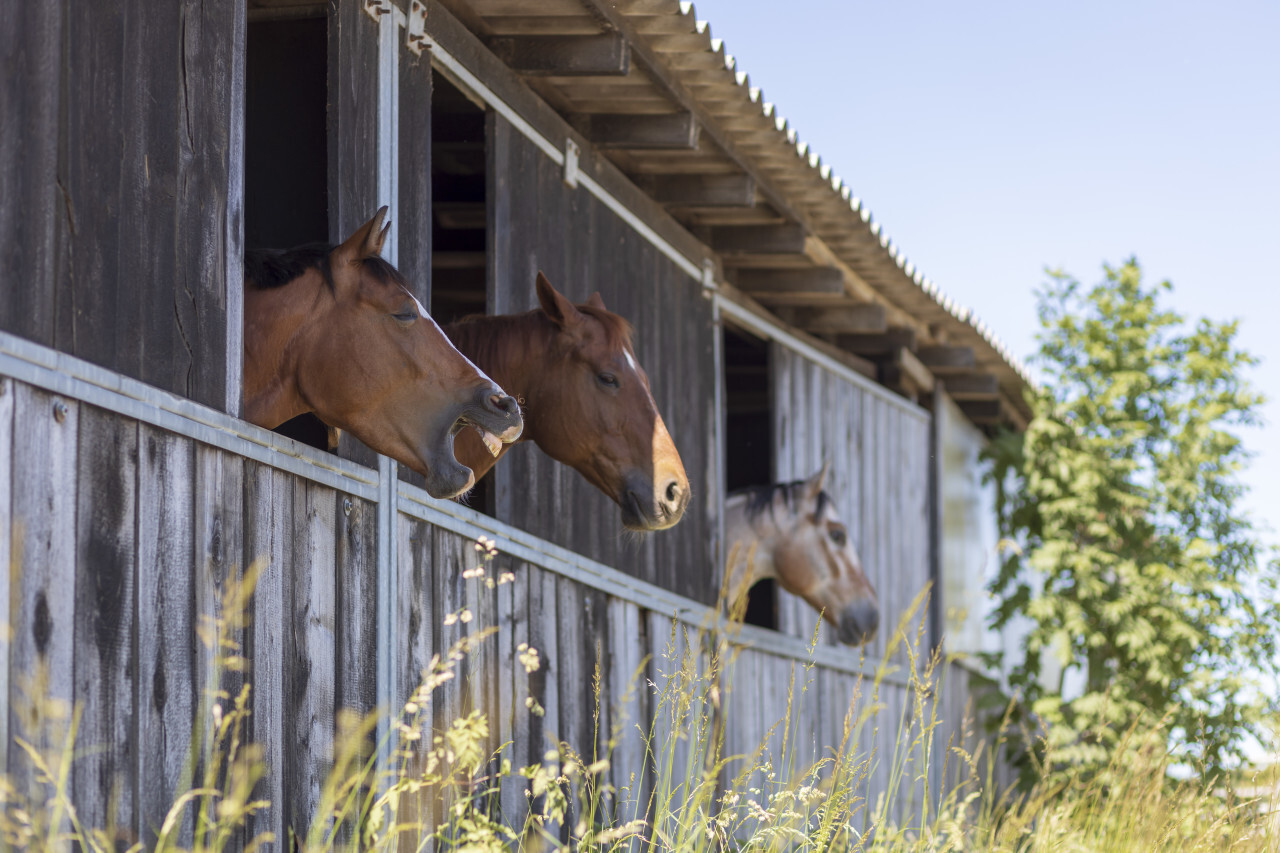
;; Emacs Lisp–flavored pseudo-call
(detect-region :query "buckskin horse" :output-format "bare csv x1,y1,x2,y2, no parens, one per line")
243,208,523,499
444,272,690,531
723,464,880,646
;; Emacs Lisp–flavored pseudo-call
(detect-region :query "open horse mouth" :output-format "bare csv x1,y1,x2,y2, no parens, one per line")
419,390,523,500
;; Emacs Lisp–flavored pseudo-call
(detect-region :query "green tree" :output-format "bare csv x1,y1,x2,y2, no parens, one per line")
986,259,1279,777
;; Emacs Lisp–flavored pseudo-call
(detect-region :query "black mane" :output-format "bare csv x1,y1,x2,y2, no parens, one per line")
245,244,408,293
732,480,832,521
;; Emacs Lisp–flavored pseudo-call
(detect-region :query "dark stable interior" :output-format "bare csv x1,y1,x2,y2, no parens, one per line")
245,13,332,449
431,76,496,514
723,326,777,629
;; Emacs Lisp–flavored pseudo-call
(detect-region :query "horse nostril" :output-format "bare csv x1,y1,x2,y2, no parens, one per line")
489,393,517,416
665,481,680,504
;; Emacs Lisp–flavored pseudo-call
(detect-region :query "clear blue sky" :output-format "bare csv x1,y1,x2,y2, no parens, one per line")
691,0,1280,543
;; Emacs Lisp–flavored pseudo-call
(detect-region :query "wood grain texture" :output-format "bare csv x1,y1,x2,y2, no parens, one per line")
136,426,197,847
0,3,60,347
7,386,78,783
244,461,289,846
0,0,242,407
287,480,337,838
72,406,139,840
0,380,12,771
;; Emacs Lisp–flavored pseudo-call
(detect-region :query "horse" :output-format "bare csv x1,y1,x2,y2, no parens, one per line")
443,272,690,531
723,464,880,646
243,207,523,500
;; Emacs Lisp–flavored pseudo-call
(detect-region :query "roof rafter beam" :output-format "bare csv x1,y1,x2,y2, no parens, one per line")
940,373,1000,400
734,267,842,298
709,224,806,255
918,345,977,374
638,173,755,207
776,305,888,334
574,111,700,149
488,33,630,76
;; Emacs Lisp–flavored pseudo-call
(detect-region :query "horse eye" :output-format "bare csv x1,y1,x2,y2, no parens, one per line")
393,309,417,324
829,529,847,547
597,372,620,389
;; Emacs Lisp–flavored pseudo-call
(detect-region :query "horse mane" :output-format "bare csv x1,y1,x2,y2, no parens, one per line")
445,302,635,367
733,481,832,524
245,244,409,293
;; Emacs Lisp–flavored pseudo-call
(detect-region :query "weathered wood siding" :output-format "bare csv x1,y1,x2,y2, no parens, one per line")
0,377,377,846
0,0,244,412
770,344,934,663
486,114,719,605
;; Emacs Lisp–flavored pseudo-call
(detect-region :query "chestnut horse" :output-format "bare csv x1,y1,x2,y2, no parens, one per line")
443,273,690,531
724,464,879,646
243,208,523,499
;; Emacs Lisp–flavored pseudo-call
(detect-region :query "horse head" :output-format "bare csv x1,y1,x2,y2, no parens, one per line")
525,273,690,531
727,464,879,646
243,208,523,499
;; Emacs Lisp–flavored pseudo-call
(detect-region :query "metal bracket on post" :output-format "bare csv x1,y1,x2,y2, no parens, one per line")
701,258,717,292
407,0,428,55
563,138,580,189
364,0,392,22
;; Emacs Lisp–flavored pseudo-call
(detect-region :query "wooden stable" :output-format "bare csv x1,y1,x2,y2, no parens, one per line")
0,0,1028,842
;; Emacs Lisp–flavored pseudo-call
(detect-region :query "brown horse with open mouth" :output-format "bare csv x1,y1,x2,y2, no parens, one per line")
242,208,523,499
724,464,880,646
443,273,690,531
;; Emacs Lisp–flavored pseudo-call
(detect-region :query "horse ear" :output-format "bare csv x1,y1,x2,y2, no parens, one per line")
805,460,830,501
334,206,391,267
586,291,607,311
536,271,584,330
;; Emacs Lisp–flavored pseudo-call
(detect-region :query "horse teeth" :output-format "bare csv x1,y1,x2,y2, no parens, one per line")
480,430,503,457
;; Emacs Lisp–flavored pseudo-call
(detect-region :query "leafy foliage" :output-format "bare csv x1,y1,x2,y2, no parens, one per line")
986,259,1280,776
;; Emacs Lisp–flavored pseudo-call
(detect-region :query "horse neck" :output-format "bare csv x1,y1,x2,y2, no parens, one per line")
723,494,781,595
242,275,326,428
444,311,553,420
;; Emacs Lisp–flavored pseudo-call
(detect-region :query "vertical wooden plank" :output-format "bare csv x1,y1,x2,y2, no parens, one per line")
397,513,436,838
244,462,288,847
287,480,337,837
175,0,245,409
396,48,432,299
136,427,197,847
608,598,646,827
0,4,60,345
0,379,12,770
8,386,78,783
335,493,377,726
72,407,139,839
497,554,529,829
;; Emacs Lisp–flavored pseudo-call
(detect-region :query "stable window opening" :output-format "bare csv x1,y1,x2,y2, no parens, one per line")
722,324,777,630
431,75,495,514
244,8,331,448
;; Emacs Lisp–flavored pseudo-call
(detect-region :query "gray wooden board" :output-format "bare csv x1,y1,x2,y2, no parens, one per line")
0,0,241,408
0,4,60,348
245,461,289,846
72,406,139,838
287,479,338,839
0,380,12,772
394,513,431,838
7,386,78,786
136,426,197,846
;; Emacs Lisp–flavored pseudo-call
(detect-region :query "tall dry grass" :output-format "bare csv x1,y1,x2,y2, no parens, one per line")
1,542,1276,851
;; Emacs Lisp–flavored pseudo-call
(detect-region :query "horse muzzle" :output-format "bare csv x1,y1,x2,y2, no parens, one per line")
454,386,524,457
619,471,690,531
836,600,880,647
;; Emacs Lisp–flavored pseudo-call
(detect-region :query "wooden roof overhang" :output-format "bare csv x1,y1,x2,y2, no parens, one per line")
435,0,1033,429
